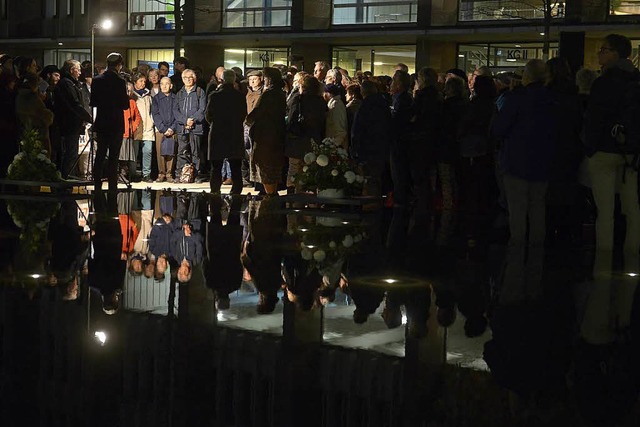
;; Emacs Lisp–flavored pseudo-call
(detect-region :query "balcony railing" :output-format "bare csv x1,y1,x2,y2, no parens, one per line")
332,1,418,25
130,11,176,31
223,6,291,28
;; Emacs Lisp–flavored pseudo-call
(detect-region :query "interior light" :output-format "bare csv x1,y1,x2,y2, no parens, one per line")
506,59,517,62
383,278,398,284
515,44,521,47
627,273,638,277
373,62,384,66
306,245,315,249
94,331,107,345
401,315,407,325
539,32,545,36
30,274,42,279
226,60,238,64
300,228,308,232
458,54,465,58
58,42,64,46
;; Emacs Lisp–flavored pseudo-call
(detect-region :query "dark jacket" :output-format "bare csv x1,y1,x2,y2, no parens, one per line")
245,85,286,164
170,71,183,94
90,69,129,135
148,217,175,258
173,85,207,135
583,59,637,156
203,209,244,295
171,228,203,265
441,95,468,163
391,90,413,141
458,95,495,158
151,91,177,133
412,86,444,143
54,72,92,136
284,93,327,159
351,93,392,165
206,83,247,160
492,82,557,181
548,79,584,181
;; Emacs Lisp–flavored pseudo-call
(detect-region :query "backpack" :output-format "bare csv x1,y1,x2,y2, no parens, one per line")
611,71,640,169
179,162,195,184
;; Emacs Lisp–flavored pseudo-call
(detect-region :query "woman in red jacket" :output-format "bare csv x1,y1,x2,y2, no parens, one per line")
119,82,141,182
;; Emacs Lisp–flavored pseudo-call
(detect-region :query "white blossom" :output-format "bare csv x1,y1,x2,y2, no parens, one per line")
329,241,336,249
344,171,356,184
313,250,326,262
302,165,309,173
316,155,329,167
355,175,364,183
301,248,313,260
37,154,46,161
342,235,354,248
331,169,339,177
304,152,317,164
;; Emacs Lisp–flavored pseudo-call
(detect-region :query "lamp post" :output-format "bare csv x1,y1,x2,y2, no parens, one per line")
90,19,113,77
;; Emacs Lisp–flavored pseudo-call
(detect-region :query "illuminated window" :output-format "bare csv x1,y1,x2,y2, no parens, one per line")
129,0,183,31
458,0,565,22
224,0,292,28
333,0,418,25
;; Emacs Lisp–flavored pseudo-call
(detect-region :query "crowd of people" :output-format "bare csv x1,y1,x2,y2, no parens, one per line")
1,33,639,264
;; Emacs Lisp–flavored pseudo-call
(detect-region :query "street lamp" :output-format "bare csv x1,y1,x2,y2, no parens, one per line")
90,19,114,78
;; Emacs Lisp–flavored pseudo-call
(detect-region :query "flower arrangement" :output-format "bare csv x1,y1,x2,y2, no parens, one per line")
7,128,61,182
294,138,363,196
289,214,367,274
7,199,59,254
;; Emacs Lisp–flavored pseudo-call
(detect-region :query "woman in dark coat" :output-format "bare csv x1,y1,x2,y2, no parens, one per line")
206,69,247,194
284,75,326,191
245,67,286,195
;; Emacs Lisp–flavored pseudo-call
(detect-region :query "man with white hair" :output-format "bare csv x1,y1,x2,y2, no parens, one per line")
313,61,330,82
173,68,207,179
206,69,246,194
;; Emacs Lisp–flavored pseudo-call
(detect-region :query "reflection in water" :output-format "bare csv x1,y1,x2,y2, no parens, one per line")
0,190,638,426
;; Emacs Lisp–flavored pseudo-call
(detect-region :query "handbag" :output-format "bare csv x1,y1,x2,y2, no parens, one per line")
161,135,175,156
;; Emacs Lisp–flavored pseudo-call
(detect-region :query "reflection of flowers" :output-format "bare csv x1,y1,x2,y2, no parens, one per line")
6,128,61,182
294,138,363,195
7,199,60,254
293,215,366,273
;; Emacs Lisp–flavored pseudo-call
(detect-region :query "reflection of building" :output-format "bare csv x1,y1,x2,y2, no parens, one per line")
2,1,640,75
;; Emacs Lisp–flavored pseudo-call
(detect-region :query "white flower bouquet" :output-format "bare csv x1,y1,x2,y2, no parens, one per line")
7,128,61,182
294,138,364,196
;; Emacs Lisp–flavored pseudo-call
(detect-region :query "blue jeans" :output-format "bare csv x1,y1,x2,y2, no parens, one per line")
137,140,154,177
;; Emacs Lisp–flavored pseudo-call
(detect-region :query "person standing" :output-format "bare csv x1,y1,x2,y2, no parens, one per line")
151,77,177,182
173,69,207,180
171,57,189,94
206,69,246,194
131,73,155,182
244,70,263,186
91,52,129,192
245,67,286,195
54,59,93,178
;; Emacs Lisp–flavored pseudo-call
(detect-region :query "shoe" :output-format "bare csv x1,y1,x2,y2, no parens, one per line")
216,295,231,310
195,176,207,184
166,177,174,183
222,178,233,185
143,176,153,183
156,175,166,183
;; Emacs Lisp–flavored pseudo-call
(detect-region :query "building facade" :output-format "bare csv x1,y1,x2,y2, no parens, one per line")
1,0,640,76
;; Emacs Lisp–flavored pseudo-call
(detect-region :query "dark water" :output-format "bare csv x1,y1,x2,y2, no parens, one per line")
0,189,638,427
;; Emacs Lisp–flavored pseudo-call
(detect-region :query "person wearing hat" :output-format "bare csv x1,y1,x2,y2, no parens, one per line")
90,52,130,192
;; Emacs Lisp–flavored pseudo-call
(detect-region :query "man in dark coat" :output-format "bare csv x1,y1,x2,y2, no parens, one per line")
90,53,129,192
206,69,247,194
54,59,93,179
151,76,177,182
173,69,207,180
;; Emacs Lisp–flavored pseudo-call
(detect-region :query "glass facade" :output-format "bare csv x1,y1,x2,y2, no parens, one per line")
223,0,292,28
43,49,90,67
127,49,185,72
457,42,559,74
332,0,418,25
332,45,415,76
224,48,290,74
458,0,565,21
610,0,640,15
129,0,182,31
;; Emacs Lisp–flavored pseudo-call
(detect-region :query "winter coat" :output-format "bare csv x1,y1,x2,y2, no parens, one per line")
90,69,129,135
325,95,348,148
246,86,263,114
173,85,207,135
492,82,558,181
547,80,584,182
583,58,637,156
440,95,468,163
170,71,183,94
123,99,141,139
151,91,177,133
458,95,495,158
203,212,244,295
171,228,203,265
346,98,362,136
132,88,155,141
148,217,175,258
350,93,392,165
391,90,413,141
412,86,444,147
205,83,247,160
245,85,286,165
15,87,54,142
54,73,92,136
119,213,139,255
285,93,327,159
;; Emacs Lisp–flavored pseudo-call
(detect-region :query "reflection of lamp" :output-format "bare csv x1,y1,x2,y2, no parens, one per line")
91,19,114,78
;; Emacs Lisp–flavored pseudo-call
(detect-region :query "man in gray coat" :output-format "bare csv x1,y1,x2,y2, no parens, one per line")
206,69,247,194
